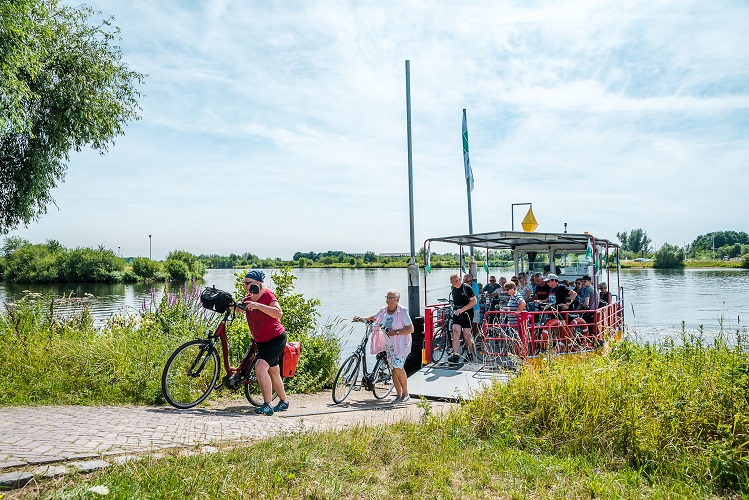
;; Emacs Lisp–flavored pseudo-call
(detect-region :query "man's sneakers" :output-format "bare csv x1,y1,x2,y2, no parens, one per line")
392,394,411,404
273,400,289,412
254,403,274,416
447,354,460,364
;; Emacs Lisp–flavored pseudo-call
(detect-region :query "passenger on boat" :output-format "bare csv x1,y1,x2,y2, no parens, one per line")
482,276,501,297
463,274,481,336
598,282,613,307
502,281,526,332
578,276,596,310
448,274,476,363
516,272,533,302
532,274,551,302
545,273,577,311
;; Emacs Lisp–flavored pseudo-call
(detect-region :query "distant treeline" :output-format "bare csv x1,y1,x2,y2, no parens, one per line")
195,249,517,270
0,237,205,284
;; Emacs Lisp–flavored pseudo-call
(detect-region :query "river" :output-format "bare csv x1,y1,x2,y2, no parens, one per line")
1,268,747,348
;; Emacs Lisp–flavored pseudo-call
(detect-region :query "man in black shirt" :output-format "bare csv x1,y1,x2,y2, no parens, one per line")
545,273,577,310
449,273,476,363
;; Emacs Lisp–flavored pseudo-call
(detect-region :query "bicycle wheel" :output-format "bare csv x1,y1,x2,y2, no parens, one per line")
244,356,282,407
162,339,220,409
431,327,448,364
371,358,394,399
332,354,360,404
473,332,487,363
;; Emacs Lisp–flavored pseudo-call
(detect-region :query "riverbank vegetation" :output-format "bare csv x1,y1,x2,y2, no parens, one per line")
0,237,205,283
29,329,749,498
0,268,339,404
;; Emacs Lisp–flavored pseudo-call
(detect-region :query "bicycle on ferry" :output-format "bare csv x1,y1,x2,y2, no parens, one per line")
161,286,285,409
331,317,394,404
429,298,486,364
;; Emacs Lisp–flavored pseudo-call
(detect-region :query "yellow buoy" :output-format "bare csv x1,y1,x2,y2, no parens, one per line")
521,206,538,232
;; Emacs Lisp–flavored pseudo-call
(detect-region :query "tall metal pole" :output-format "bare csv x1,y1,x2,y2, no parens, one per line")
463,109,474,259
149,235,152,260
405,60,420,317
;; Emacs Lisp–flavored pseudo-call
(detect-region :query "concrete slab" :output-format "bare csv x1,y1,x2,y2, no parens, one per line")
408,362,514,401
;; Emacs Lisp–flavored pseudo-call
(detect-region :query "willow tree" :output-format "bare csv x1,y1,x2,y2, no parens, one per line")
0,0,144,233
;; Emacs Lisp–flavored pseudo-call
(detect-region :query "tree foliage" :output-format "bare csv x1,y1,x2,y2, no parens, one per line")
688,231,749,259
652,243,685,268
617,228,652,255
0,0,144,233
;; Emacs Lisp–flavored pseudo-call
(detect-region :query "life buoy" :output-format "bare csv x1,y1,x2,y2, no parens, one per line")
568,317,590,349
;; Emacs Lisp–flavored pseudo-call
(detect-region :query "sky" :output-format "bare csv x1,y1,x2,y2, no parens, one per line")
6,0,749,260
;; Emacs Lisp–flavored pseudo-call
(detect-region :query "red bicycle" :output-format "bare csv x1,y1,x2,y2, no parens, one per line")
161,287,282,409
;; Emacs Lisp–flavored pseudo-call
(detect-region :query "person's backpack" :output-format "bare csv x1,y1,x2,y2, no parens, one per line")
199,286,234,313
281,342,302,377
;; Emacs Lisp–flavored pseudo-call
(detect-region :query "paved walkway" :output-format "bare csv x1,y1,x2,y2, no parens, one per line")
0,392,454,471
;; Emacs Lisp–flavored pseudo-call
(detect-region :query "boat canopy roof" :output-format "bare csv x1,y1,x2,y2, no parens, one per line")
426,231,619,253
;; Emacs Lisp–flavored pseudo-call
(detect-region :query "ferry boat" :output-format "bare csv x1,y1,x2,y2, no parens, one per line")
422,230,624,371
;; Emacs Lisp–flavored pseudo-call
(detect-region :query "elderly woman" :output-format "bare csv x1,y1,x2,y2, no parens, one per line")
598,282,613,307
516,272,533,302
357,289,414,403
241,270,288,416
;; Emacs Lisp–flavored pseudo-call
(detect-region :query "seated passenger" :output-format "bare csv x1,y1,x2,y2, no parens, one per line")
578,276,596,311
545,273,577,310
516,272,533,302
598,282,613,307
532,273,550,302
482,276,501,298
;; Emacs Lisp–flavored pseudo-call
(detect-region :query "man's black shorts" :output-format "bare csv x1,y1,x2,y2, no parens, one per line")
453,310,473,329
256,332,287,367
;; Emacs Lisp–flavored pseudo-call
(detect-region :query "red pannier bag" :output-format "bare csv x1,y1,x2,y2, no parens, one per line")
281,342,302,377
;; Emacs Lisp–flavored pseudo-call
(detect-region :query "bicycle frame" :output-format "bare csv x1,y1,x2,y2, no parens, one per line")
350,322,387,390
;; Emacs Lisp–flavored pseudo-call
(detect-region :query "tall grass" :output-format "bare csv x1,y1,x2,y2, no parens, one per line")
457,329,749,493
0,274,341,406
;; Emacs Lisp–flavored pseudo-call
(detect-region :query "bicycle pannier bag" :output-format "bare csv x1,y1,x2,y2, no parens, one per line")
200,286,233,313
281,341,302,377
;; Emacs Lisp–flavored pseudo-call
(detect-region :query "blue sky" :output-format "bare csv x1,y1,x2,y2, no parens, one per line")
7,0,749,259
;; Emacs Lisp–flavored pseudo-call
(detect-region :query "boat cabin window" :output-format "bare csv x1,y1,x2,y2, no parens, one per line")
516,251,549,274
554,251,590,277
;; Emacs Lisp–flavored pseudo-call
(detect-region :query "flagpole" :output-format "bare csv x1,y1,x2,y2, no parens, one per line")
463,109,474,260
405,60,420,317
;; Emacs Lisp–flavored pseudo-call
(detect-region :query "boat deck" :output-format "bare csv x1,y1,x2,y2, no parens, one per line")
407,361,515,401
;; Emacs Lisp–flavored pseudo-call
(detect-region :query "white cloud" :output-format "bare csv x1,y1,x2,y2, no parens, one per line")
10,0,749,258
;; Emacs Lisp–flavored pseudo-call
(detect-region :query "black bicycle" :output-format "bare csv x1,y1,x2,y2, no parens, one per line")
332,318,394,404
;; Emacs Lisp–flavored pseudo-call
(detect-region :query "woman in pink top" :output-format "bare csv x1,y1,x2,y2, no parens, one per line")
358,289,414,403
242,270,288,416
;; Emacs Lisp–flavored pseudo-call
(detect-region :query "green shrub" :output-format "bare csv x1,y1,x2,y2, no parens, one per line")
164,259,190,281
63,246,125,282
653,242,685,268
131,257,161,279
741,254,749,269
165,250,206,279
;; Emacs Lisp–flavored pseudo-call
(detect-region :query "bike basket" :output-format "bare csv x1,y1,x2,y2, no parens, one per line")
199,286,234,313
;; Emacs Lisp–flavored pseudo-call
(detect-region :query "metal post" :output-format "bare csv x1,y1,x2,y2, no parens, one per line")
149,235,152,260
511,203,532,231
405,60,420,317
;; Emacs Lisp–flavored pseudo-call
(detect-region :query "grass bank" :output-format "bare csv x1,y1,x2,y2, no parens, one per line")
28,331,749,499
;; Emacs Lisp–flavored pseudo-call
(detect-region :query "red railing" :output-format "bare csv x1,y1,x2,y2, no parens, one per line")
423,300,623,365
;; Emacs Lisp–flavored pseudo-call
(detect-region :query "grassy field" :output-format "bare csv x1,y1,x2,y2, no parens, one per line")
19,330,749,499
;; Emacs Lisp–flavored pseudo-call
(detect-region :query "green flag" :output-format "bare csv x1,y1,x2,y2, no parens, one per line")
483,250,489,273
425,242,431,274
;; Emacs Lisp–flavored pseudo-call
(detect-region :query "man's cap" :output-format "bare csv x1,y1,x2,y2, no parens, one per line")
544,273,559,281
